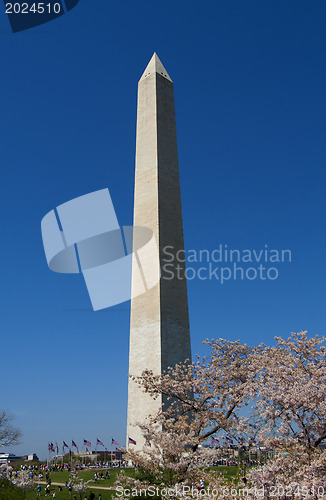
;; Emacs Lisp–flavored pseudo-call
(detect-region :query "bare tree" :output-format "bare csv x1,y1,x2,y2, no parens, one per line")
0,410,22,446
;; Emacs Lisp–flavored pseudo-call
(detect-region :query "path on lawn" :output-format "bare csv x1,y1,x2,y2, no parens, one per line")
38,481,113,491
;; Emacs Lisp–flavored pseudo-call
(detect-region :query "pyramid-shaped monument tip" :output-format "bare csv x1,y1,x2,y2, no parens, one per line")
139,53,172,82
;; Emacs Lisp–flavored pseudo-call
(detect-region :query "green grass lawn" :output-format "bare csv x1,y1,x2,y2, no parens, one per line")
209,465,239,480
25,468,133,500
32,467,134,486
26,486,114,500
24,466,240,499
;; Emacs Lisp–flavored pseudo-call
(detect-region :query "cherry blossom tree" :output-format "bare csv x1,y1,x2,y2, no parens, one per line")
11,470,33,499
246,447,326,500
0,463,12,480
116,332,326,500
0,464,25,500
117,338,260,497
69,469,91,499
254,332,326,449
245,331,326,499
132,338,260,447
73,479,90,499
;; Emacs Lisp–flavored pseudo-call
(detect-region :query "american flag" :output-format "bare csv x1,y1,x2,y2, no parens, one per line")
48,443,55,452
128,437,136,445
112,438,119,446
63,441,69,449
72,440,78,449
84,439,91,447
97,439,104,446
55,442,59,454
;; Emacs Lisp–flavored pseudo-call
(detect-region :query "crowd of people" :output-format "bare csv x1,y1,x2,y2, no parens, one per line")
8,463,110,499
35,481,103,499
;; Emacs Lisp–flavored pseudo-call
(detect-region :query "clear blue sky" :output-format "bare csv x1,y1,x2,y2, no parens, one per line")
1,0,325,460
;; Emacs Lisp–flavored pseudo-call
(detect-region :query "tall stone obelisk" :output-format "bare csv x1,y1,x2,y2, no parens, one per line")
126,54,191,450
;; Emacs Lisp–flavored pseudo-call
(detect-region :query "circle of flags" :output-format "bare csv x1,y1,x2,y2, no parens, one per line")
47,437,124,454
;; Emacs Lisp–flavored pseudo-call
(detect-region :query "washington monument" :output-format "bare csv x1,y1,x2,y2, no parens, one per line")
126,54,191,450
